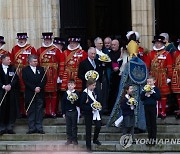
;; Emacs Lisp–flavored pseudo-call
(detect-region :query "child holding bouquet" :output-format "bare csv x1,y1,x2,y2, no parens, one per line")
121,85,137,140
80,78,102,152
61,79,80,145
140,76,161,145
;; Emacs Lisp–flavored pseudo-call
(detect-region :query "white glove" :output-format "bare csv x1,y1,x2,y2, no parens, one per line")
57,77,62,83
167,78,171,84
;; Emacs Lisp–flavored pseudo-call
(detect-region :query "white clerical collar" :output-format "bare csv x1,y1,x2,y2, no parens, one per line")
2,64,8,69
42,42,53,48
17,41,27,48
67,44,81,51
178,45,180,51
153,45,165,51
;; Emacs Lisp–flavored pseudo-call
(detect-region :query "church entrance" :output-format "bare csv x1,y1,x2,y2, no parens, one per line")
155,0,180,45
60,0,131,47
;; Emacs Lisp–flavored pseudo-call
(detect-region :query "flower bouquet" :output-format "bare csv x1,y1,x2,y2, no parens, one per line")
91,101,102,111
85,70,99,81
67,93,78,104
127,97,138,110
98,54,111,62
143,84,152,92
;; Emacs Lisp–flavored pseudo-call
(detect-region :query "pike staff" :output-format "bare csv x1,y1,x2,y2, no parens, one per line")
0,62,21,107
26,66,49,113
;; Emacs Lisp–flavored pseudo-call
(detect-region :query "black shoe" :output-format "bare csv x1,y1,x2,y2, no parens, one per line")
72,141,78,145
7,130,16,134
65,140,72,145
26,130,36,134
0,130,6,135
50,113,56,119
93,140,101,145
36,130,45,134
86,147,92,153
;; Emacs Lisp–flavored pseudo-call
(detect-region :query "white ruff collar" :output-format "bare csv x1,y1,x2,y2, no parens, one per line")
67,44,81,51
42,42,53,48
17,41,27,48
153,45,165,51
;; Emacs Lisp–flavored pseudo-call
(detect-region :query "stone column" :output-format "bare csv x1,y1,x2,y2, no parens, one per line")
131,0,155,50
0,0,60,51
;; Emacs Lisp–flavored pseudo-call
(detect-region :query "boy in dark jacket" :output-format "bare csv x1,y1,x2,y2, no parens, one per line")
141,76,161,145
61,79,79,145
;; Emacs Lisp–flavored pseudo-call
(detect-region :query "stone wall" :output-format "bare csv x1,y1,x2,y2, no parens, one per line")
131,0,155,50
0,0,60,51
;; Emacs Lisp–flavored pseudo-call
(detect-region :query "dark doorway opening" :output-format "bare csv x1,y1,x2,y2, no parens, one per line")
60,0,132,48
155,0,180,45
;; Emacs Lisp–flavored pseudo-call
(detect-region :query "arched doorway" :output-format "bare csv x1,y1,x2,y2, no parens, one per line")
155,0,180,45
60,0,132,47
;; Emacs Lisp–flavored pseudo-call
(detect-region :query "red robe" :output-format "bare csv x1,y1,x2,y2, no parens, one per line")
59,48,87,91
37,45,61,92
138,46,149,66
171,50,180,93
146,50,173,95
11,44,37,92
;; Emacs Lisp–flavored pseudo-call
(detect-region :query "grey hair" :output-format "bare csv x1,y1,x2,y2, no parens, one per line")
27,54,38,62
160,33,169,41
94,37,102,44
88,47,96,54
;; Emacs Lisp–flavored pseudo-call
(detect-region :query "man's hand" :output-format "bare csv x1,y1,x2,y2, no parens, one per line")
62,114,65,118
4,85,11,92
35,87,41,93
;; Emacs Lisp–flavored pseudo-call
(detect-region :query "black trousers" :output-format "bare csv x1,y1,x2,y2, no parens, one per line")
65,110,78,142
144,105,157,140
84,112,101,150
27,96,44,132
0,94,16,131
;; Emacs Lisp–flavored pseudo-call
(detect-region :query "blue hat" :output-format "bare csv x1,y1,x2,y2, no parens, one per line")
41,32,53,39
152,36,166,44
16,33,28,39
68,37,81,42
0,36,5,44
53,37,65,45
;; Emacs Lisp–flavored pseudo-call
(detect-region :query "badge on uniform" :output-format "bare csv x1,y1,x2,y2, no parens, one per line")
9,72,15,76
22,50,31,54
46,50,55,55
37,70,40,74
158,55,166,59
74,53,82,57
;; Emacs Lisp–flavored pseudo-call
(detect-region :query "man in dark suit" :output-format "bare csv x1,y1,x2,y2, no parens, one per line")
0,54,19,135
22,54,47,134
78,47,101,91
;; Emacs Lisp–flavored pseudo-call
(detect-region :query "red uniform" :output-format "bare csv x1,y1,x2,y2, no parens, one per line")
171,50,180,110
138,46,149,66
59,48,87,91
11,44,37,115
37,45,61,116
146,49,173,116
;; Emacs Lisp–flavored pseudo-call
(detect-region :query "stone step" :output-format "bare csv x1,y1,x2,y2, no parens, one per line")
0,153,179,154
13,125,180,134
0,141,180,152
15,116,180,126
0,133,180,141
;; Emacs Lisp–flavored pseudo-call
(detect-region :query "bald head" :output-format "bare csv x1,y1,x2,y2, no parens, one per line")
88,47,96,60
111,39,119,51
104,37,112,49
